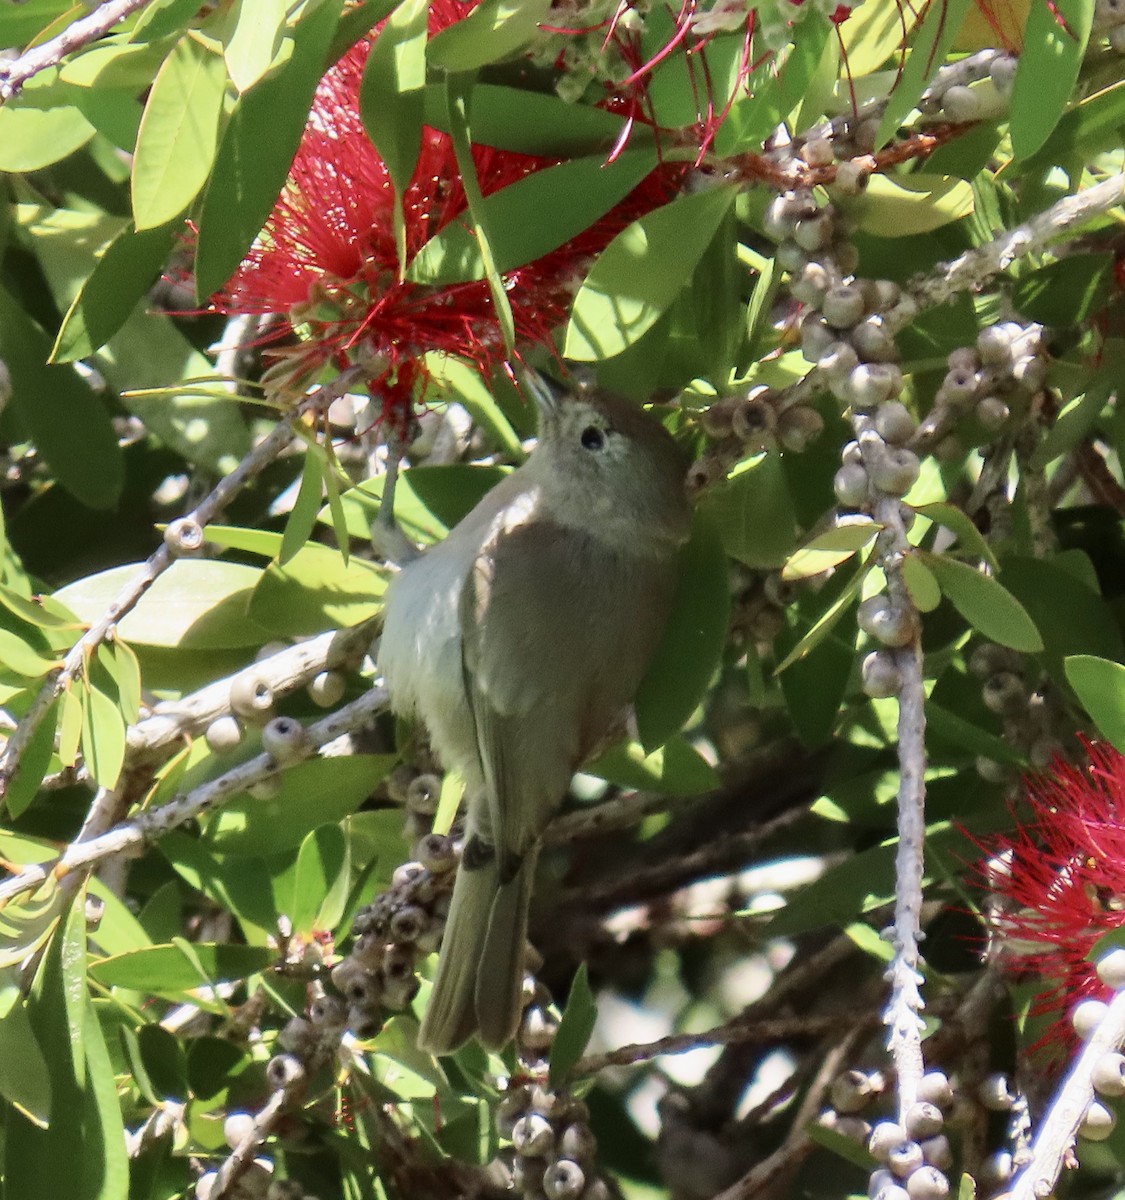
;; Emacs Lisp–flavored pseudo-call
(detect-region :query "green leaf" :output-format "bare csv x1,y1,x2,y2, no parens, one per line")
421,82,630,155
360,0,428,271
250,545,386,636
0,628,59,678
1010,0,1093,159
195,0,343,299
921,555,1043,652
0,285,123,510
874,0,973,146
782,521,880,582
900,554,941,612
0,75,96,172
131,35,227,230
132,0,210,40
5,701,61,821
57,561,266,650
779,603,856,747
206,755,396,856
291,824,351,935
775,559,865,673
565,185,738,361
408,149,658,285
442,72,515,354
134,1024,189,1102
280,447,326,566
420,355,522,454
0,1001,51,1126
58,684,83,768
1001,555,1122,685
81,684,126,791
701,456,799,571
1031,379,1112,470
6,897,128,1200
112,640,142,725
1024,79,1125,169
223,0,289,92
587,736,720,794
1065,655,1125,750
1012,253,1113,327
548,964,597,1088
51,223,177,362
857,175,975,238
634,511,731,752
915,503,998,570
427,0,551,70
89,943,274,991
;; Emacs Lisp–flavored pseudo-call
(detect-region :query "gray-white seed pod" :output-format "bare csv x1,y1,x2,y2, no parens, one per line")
205,715,244,754
164,517,205,557
1080,1099,1116,1141
307,670,346,708
229,671,275,723
262,716,310,764
1092,1050,1125,1097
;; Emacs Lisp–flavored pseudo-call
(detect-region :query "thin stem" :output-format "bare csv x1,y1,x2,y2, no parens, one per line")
0,0,166,100
0,367,363,805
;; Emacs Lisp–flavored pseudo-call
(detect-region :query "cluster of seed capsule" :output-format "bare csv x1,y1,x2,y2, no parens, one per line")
331,832,458,1037
1066,949,1125,1142
917,51,1017,125
729,566,794,648
915,323,1048,460
202,653,347,763
500,980,608,1200
819,1069,958,1200
967,642,1063,783
765,187,928,697
194,1056,320,1199
700,382,826,461
386,763,445,841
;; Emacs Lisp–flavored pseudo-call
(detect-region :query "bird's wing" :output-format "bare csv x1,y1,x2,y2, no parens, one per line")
459,516,676,880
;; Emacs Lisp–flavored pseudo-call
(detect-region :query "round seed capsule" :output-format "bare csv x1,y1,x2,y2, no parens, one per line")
1072,997,1110,1040
905,1166,949,1200
862,651,903,698
390,905,429,943
520,1006,558,1051
205,715,244,754
851,318,897,363
794,212,835,252
834,463,870,508
406,774,442,815
309,994,346,1028
224,1110,256,1149
416,832,457,873
164,517,205,557
778,406,825,452
801,136,835,167
904,1102,943,1140
975,396,1010,430
512,1112,555,1156
1097,947,1125,990
887,1140,925,1179
823,283,867,329
1092,1050,1125,1097
941,85,980,121
230,672,275,723
1080,1099,1116,1141
266,1053,306,1090
916,1071,954,1110
846,363,903,410
791,261,832,305
981,671,1027,714
869,447,920,496
262,716,310,764
921,1135,952,1171
874,401,916,445
543,1160,587,1200
307,670,346,708
978,1072,1015,1111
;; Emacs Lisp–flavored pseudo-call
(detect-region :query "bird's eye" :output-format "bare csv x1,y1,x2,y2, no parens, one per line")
580,426,606,451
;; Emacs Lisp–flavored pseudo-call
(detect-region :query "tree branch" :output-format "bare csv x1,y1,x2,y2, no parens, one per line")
0,0,166,101
0,366,364,805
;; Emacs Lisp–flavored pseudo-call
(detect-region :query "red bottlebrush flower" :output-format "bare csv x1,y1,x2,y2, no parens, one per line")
212,7,679,425
979,739,1125,1054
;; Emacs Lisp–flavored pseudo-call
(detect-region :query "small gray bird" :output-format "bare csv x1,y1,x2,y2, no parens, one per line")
378,376,690,1053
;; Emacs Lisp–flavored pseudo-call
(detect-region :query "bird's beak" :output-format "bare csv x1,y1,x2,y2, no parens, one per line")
524,368,565,422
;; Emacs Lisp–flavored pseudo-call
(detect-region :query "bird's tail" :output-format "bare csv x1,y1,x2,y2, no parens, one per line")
418,847,538,1054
